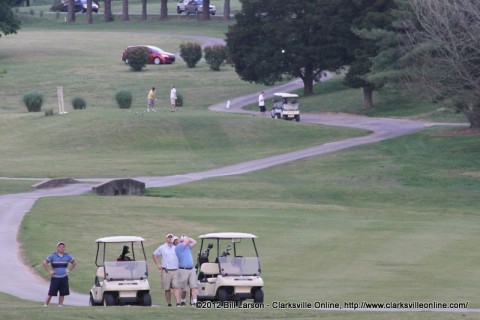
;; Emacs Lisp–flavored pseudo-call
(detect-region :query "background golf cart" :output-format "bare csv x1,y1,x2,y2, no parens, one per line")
271,92,300,122
89,236,152,307
196,232,264,304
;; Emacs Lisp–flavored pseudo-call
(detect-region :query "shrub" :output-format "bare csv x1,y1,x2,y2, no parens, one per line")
179,42,202,68
204,45,227,71
39,10,44,17
115,89,132,109
125,47,150,71
29,8,35,15
44,109,54,116
176,93,183,107
23,91,44,112
72,97,87,109
55,11,60,19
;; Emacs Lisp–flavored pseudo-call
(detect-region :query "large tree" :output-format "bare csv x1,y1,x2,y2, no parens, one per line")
397,0,480,128
0,0,21,37
202,0,210,20
104,0,113,22
223,0,230,20
226,0,358,96
160,0,167,19
122,0,129,21
343,0,397,108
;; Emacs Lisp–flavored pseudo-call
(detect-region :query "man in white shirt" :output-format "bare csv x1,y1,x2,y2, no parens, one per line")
170,84,177,112
152,233,180,306
258,91,266,116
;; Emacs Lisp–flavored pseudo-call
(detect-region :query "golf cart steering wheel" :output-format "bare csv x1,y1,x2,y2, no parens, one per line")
231,256,246,268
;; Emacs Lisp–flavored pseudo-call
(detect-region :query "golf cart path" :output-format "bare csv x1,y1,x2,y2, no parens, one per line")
0,68,469,309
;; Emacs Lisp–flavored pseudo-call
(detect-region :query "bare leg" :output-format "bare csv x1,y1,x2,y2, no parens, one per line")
164,289,171,305
58,295,65,306
44,295,52,306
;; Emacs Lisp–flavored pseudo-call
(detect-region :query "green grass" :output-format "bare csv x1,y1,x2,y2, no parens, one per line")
2,12,479,320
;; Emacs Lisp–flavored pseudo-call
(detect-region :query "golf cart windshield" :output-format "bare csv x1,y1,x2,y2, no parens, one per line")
103,260,148,281
217,256,261,276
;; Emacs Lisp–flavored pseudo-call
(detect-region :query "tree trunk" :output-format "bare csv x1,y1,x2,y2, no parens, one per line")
87,0,93,24
160,0,167,19
141,0,147,20
67,0,75,22
104,0,113,22
203,0,210,20
122,0,129,21
223,0,230,21
363,86,373,109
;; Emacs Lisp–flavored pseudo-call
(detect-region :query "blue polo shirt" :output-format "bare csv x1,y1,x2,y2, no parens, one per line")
175,244,194,269
45,252,75,278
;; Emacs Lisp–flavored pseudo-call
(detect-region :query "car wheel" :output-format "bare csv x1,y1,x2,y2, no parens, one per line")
253,289,264,303
141,293,152,306
125,59,129,65
103,293,115,306
153,57,161,65
218,288,228,302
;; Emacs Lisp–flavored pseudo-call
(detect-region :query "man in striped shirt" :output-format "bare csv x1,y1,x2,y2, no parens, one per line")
43,242,77,307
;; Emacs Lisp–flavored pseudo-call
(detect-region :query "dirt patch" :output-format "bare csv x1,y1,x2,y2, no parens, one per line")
452,127,480,136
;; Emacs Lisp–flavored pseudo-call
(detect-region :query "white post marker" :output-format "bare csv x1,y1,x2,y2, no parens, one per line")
226,100,230,109
57,86,67,114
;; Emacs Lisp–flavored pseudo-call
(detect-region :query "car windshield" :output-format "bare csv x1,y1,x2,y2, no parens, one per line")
103,260,148,281
217,256,261,276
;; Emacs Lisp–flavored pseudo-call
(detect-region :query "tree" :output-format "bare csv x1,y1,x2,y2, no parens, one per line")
202,0,210,20
122,0,129,21
104,0,113,22
67,0,76,22
397,0,480,128
342,0,397,108
223,0,230,20
86,0,94,24
0,0,21,37
160,0,167,19
225,0,358,96
141,0,146,20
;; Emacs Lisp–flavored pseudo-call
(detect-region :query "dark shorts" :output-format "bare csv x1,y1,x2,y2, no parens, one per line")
48,276,70,297
259,105,266,112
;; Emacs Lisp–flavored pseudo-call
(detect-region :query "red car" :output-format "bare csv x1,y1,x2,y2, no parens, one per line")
122,45,176,65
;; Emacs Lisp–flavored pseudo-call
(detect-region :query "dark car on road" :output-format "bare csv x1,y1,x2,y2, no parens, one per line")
122,45,176,65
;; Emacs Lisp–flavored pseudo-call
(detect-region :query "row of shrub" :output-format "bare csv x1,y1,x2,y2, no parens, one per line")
126,43,228,72
22,90,184,112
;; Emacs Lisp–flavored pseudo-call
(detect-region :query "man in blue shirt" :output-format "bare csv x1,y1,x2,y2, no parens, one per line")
43,242,76,307
175,235,198,306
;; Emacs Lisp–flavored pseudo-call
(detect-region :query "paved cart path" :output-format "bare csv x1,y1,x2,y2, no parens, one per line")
0,37,470,310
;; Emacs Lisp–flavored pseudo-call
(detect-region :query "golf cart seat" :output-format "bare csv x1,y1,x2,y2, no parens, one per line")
199,263,219,283
95,266,105,287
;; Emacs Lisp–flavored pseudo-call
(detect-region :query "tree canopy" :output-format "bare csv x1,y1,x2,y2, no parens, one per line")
0,0,21,37
225,0,359,95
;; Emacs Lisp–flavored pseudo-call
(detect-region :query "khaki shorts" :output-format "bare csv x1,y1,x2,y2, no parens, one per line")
161,269,178,291
177,268,197,289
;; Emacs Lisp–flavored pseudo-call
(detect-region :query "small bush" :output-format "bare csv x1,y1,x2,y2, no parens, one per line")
115,89,132,109
29,8,35,15
44,109,54,116
39,10,44,17
176,93,183,107
179,42,202,68
23,91,44,112
55,11,60,19
72,97,87,109
125,47,150,71
204,45,227,71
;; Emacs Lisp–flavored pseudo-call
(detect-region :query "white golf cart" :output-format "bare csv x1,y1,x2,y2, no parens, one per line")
89,236,152,306
196,232,264,304
271,92,300,122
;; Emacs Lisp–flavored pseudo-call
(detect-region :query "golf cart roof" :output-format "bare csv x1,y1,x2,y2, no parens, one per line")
273,92,299,98
199,232,257,239
95,236,145,243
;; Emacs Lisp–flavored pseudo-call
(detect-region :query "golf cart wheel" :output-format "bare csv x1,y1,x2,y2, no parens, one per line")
89,295,96,306
142,293,152,306
103,293,115,306
275,114,281,119
218,287,228,302
253,289,264,303
295,115,300,122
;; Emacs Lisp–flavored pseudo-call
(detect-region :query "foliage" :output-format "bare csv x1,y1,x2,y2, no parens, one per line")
179,41,202,68
226,0,359,95
72,96,86,109
22,91,43,112
176,92,183,106
204,45,227,71
44,108,54,116
0,0,21,37
115,89,132,109
125,46,150,71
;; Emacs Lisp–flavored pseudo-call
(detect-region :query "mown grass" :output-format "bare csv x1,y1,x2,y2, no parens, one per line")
2,11,479,320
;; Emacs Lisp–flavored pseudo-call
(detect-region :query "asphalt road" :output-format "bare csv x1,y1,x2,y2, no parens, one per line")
0,67,467,309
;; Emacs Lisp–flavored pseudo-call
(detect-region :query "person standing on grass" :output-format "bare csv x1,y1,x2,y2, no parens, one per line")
258,91,266,116
147,87,157,112
175,235,198,306
170,84,177,112
43,242,77,307
152,233,180,307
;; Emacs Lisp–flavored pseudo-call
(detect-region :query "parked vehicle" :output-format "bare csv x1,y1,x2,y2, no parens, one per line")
121,45,176,65
89,236,152,307
176,0,189,14
50,0,98,13
196,232,264,304
185,0,216,15
79,0,99,13
270,92,300,122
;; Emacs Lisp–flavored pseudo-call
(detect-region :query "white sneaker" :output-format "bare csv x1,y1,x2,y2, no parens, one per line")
43,304,48,307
